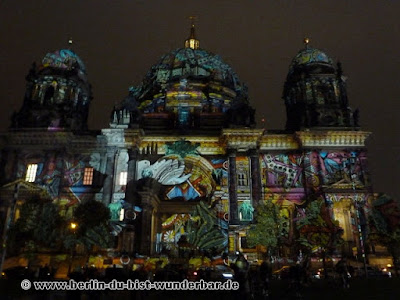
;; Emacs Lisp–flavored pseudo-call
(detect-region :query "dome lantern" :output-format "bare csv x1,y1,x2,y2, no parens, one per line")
184,17,199,50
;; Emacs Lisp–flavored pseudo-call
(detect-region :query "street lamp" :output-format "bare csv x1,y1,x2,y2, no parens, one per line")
70,222,77,230
68,221,78,275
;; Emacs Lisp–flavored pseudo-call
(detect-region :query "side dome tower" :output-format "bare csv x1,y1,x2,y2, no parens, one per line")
283,39,359,131
11,43,92,131
111,25,255,131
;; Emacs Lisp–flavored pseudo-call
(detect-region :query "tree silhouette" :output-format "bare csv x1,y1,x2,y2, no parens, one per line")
247,201,285,257
369,194,400,276
64,200,113,255
296,197,344,277
7,193,64,266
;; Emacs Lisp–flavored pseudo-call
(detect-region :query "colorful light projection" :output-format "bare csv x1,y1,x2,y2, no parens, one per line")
161,214,191,249
137,154,215,201
160,202,228,252
15,153,97,205
210,158,229,222
305,150,368,187
289,47,333,74
15,154,62,199
238,200,254,221
133,47,246,113
261,153,304,189
137,140,217,201
156,48,242,89
210,159,229,187
166,80,206,108
261,150,368,193
41,49,86,73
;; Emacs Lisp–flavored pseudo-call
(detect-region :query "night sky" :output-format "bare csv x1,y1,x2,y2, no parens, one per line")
0,1,399,200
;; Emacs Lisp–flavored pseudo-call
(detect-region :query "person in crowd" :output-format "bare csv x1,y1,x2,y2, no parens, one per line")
259,260,272,299
335,257,350,288
289,262,303,299
234,253,250,300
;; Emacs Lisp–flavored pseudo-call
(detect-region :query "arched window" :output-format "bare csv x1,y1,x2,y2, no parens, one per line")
316,85,335,105
43,86,55,105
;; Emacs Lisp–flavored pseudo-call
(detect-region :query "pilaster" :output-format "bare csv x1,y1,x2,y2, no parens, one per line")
249,149,261,207
138,189,160,255
228,149,238,224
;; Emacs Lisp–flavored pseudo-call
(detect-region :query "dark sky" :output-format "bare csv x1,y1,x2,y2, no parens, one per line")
0,1,399,200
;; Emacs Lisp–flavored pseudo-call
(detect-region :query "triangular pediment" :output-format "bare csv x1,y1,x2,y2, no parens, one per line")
323,178,365,192
1,179,46,191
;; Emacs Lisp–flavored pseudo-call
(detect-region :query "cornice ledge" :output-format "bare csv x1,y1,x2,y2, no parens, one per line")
296,130,371,148
222,128,264,151
259,134,299,150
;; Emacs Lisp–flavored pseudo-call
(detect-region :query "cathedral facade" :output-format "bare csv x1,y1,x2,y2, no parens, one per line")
0,29,372,261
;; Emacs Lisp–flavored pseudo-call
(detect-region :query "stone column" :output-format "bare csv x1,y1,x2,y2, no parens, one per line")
121,225,135,254
140,202,153,254
228,149,238,224
249,149,261,207
125,148,139,203
102,148,116,205
138,189,160,255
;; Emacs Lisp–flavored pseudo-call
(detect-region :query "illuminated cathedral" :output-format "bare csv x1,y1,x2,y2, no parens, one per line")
0,26,373,262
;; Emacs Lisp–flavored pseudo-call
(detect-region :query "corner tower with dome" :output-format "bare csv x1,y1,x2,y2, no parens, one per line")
0,29,375,268
284,39,357,131
11,43,92,131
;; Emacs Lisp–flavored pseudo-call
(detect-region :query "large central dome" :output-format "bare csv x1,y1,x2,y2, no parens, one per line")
111,29,255,131
138,47,246,99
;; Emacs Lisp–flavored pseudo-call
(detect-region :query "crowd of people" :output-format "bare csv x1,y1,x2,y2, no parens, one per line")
229,254,358,299
3,253,366,299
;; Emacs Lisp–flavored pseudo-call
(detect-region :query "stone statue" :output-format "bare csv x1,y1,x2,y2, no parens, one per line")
239,201,254,221
108,202,122,221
